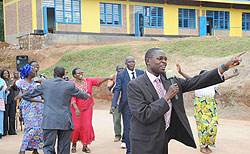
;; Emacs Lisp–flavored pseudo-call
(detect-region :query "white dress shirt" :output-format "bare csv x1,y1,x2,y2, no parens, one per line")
127,68,136,80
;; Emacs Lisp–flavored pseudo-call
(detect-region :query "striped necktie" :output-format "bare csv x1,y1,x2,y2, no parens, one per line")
154,78,172,130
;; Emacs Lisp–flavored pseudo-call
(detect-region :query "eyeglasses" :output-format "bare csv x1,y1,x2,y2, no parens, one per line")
156,57,167,62
148,56,167,62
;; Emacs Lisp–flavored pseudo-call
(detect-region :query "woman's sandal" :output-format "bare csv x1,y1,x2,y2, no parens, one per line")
205,146,212,153
71,146,77,153
82,146,91,153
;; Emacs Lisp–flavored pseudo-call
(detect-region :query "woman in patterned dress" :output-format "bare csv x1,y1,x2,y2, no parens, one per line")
70,68,113,153
18,64,44,154
176,64,239,154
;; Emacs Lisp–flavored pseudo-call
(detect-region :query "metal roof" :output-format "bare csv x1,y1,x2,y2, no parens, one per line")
194,0,250,4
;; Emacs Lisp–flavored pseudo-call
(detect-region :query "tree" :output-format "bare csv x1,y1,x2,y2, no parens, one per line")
0,1,4,42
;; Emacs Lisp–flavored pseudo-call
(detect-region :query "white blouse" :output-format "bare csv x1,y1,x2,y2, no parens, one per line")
195,85,218,98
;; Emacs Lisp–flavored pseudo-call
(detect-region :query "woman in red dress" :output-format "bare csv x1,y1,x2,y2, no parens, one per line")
71,68,113,153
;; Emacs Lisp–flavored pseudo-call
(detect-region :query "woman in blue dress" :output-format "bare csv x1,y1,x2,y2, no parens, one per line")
18,64,44,154
0,77,6,139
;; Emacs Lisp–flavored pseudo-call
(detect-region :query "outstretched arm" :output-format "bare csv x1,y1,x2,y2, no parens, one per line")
225,69,239,80
219,51,247,74
22,88,44,103
176,64,191,79
97,75,115,86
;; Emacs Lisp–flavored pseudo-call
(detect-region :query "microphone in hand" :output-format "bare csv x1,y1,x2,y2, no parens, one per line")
166,70,179,100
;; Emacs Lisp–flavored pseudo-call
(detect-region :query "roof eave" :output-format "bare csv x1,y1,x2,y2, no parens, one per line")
193,0,250,5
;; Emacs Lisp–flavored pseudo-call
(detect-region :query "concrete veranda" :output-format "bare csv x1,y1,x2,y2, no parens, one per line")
0,110,250,154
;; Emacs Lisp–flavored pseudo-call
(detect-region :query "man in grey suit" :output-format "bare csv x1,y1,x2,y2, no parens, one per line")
127,48,245,154
22,66,90,154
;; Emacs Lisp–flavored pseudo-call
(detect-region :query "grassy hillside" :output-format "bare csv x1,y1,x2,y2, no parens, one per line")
41,37,250,78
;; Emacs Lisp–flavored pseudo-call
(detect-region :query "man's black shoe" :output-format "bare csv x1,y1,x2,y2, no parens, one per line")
8,132,17,135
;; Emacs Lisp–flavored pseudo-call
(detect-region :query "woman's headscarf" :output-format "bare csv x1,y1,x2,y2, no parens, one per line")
20,64,33,79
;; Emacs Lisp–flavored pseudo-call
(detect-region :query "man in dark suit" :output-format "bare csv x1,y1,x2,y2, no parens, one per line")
22,66,90,154
111,56,144,154
127,48,245,154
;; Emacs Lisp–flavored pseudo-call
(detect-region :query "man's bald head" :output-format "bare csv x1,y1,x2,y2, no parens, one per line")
125,56,135,63
116,64,124,72
125,56,136,71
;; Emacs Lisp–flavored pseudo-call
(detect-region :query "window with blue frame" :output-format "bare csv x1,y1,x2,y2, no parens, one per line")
100,3,121,26
144,6,163,28
242,13,250,30
55,0,81,24
178,8,195,28
206,10,230,30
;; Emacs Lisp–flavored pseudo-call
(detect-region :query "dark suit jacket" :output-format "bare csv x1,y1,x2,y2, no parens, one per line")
127,68,224,154
111,68,144,112
22,78,89,130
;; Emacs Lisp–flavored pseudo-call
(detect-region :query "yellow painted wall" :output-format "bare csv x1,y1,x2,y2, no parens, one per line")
4,0,250,38
164,5,178,35
79,0,250,36
81,0,133,33
126,0,130,34
230,9,242,37
81,0,100,33
32,0,37,31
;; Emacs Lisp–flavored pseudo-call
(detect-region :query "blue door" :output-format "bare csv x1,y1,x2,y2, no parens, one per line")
43,7,48,34
135,13,144,37
135,12,140,37
199,17,207,37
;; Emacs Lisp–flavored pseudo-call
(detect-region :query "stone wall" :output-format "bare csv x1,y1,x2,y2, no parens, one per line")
19,34,45,50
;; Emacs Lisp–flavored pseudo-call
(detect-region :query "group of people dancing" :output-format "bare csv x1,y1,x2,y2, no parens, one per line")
0,48,245,154
1,61,114,154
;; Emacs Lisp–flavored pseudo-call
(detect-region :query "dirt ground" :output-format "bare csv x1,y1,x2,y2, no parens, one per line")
0,110,250,154
0,38,250,121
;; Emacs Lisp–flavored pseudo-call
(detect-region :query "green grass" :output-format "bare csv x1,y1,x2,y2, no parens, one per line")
41,38,250,78
157,39,250,57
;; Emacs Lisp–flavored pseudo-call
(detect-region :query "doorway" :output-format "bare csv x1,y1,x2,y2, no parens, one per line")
43,7,55,34
135,13,144,37
207,17,213,36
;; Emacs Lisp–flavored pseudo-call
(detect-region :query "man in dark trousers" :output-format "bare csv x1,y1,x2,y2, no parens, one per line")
22,66,90,154
111,56,144,154
108,64,126,148
127,48,245,154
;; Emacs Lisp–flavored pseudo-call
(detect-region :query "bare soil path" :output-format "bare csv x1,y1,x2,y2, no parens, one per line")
0,110,250,154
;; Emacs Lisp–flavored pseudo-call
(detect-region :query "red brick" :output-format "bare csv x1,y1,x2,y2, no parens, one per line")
18,0,32,34
36,0,43,30
57,23,81,32
5,4,17,35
